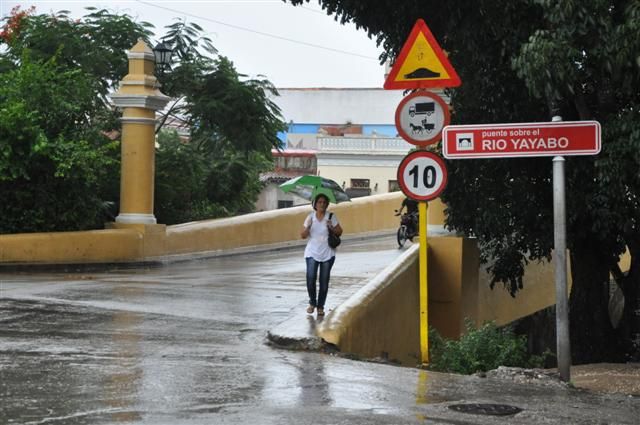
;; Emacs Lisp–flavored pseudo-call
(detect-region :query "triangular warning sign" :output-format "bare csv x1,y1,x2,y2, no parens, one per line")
384,19,461,90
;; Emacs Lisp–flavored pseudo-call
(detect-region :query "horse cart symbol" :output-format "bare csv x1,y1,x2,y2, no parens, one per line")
421,118,435,132
409,118,436,135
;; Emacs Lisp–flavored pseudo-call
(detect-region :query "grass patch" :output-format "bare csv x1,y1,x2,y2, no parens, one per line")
428,320,549,374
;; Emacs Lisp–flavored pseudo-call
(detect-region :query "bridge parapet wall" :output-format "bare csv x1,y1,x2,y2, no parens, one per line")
0,192,405,265
0,229,144,265
165,191,403,255
318,237,480,366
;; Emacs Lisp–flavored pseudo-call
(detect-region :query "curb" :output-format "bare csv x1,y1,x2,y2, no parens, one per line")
265,330,326,351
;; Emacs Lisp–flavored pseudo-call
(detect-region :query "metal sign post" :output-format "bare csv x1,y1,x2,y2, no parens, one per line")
395,94,450,366
418,201,429,364
397,150,448,366
386,18,459,367
443,117,602,382
552,116,571,382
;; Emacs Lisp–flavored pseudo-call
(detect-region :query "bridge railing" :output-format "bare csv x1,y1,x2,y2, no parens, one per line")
317,136,413,154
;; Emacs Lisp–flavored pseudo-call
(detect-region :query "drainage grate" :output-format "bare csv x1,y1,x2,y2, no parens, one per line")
448,403,522,416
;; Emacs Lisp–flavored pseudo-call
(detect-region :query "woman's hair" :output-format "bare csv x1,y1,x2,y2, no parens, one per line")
312,193,330,210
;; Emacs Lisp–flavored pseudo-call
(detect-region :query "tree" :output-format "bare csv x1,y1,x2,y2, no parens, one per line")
154,129,272,224
1,6,154,100
1,7,285,231
290,0,640,363
155,19,285,156
0,7,152,232
153,19,286,223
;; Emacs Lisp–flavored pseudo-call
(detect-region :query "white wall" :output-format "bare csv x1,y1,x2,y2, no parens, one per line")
274,88,449,125
274,88,405,125
318,164,402,196
256,88,440,210
255,183,310,211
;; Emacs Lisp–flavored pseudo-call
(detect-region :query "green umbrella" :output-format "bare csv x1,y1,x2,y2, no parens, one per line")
279,175,350,204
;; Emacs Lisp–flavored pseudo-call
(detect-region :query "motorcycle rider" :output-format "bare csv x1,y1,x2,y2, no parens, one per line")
398,197,419,236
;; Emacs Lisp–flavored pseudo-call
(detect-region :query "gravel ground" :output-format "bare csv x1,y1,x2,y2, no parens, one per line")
569,363,640,396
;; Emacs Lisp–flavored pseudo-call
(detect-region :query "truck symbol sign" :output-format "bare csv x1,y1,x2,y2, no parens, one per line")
409,102,435,117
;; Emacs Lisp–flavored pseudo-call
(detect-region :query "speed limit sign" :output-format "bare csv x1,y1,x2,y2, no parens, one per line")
397,151,448,201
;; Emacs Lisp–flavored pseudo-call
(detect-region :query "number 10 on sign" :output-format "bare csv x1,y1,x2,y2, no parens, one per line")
397,151,448,201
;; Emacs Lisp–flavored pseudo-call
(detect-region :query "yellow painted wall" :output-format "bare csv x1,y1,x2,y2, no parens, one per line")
318,236,480,366
471,248,628,327
0,229,143,264
318,244,421,365
317,238,632,366
165,192,403,255
0,192,405,265
430,237,480,338
0,191,459,265
473,255,563,327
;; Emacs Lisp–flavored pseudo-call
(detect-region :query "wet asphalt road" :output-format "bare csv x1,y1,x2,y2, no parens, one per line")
1,235,639,424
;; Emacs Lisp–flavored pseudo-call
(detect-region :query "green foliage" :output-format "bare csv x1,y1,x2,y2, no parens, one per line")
0,7,143,233
428,321,546,375
1,6,285,231
1,7,153,98
154,130,216,224
187,57,285,157
0,54,119,233
152,18,285,223
0,135,119,233
155,19,285,157
0,101,47,181
155,130,273,224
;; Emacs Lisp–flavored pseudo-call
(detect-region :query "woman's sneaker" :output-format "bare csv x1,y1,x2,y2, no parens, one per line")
306,305,315,314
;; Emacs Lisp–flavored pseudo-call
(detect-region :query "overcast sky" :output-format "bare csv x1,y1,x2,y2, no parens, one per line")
1,0,387,88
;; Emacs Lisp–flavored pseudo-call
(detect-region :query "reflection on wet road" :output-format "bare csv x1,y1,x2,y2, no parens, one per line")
0,236,415,424
1,235,638,424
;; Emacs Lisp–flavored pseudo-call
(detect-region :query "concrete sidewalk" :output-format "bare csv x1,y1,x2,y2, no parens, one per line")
267,309,327,350
266,246,384,351
267,231,403,351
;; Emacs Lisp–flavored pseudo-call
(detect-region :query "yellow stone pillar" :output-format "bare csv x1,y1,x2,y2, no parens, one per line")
110,40,169,225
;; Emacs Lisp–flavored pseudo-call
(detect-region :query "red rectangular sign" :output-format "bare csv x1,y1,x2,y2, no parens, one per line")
442,121,601,159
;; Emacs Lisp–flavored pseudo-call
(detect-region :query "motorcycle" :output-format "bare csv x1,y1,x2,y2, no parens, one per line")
394,209,418,248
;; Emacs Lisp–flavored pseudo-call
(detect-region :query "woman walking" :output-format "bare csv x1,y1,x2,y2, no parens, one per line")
300,193,343,317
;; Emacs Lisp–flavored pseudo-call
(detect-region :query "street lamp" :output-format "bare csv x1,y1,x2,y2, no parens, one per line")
152,42,172,73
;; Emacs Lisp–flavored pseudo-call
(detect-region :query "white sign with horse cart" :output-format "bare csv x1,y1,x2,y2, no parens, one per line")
394,91,450,147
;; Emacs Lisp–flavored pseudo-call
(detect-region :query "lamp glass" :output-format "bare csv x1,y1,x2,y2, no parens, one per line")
153,42,171,68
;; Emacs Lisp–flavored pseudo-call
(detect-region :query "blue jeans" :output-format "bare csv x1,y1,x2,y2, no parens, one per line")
305,256,335,309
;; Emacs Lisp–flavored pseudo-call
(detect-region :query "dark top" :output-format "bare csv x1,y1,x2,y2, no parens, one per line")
402,197,418,215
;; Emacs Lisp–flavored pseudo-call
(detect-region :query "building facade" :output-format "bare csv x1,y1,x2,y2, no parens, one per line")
260,88,429,209
255,149,316,211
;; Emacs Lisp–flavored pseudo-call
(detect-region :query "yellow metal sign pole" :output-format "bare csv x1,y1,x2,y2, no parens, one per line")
418,201,429,365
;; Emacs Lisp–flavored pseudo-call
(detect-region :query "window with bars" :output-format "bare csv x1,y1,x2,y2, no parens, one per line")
278,200,294,209
350,178,370,189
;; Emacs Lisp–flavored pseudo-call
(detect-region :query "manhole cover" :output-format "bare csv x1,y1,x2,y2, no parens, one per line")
448,403,522,416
